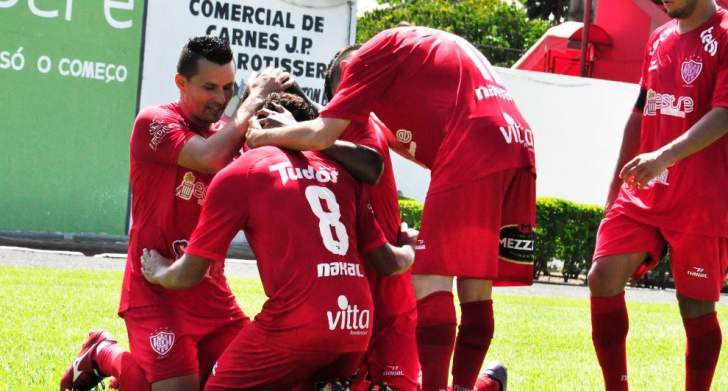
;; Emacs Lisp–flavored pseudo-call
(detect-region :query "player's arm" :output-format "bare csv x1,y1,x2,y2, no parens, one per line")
178,69,294,174
141,249,212,290
323,141,384,185
246,116,350,151
364,223,418,275
605,106,643,211
620,107,728,188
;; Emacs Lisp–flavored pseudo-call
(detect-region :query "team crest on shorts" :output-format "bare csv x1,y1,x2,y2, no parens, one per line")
681,59,703,85
149,329,175,357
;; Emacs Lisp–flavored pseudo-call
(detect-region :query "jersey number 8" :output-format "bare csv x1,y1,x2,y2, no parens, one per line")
305,185,349,256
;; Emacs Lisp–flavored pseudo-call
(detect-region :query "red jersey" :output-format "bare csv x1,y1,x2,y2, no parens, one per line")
321,27,536,195
120,103,240,317
340,115,416,318
614,8,728,237
185,147,388,352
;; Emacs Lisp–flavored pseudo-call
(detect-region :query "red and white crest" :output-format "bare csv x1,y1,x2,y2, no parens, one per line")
681,60,703,85
149,330,175,356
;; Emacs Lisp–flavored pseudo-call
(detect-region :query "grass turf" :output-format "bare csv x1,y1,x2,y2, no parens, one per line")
1,265,726,390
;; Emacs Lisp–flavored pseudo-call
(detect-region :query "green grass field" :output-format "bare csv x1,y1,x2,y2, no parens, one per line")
1,265,727,390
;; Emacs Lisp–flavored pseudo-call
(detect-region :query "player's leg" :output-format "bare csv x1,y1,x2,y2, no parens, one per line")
365,308,420,390
666,232,727,391
412,274,457,391
588,212,664,391
124,307,202,391
196,316,248,387
60,329,149,391
587,253,645,391
204,322,345,390
452,278,493,390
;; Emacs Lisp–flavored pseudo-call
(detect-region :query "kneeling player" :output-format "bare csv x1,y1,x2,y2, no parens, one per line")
140,145,418,390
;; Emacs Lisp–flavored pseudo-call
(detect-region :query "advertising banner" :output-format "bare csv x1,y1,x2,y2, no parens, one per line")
0,0,144,235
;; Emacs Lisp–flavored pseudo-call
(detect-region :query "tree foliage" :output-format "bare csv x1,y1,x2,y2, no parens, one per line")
523,0,570,22
358,0,551,67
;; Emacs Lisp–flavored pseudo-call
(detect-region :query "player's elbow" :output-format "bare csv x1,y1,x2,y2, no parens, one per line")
359,151,385,185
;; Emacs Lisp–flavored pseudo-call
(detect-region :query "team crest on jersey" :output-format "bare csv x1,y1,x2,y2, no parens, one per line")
396,129,413,144
149,329,175,357
681,59,703,85
176,172,207,205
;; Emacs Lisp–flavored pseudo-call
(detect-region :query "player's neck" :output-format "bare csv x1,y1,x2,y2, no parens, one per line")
676,1,717,33
176,101,210,130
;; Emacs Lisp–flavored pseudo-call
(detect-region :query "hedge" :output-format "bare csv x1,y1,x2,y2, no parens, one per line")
398,197,674,285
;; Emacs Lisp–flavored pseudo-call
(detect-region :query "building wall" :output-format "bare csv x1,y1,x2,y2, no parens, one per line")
392,67,639,207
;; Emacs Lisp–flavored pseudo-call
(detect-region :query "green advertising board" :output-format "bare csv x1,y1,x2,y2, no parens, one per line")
0,1,144,235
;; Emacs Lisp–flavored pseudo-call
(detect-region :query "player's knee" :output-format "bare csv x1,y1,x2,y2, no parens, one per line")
677,293,716,320
587,261,622,296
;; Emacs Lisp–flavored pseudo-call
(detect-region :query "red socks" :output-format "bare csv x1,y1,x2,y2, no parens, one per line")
417,291,457,391
684,312,721,391
452,300,494,390
591,293,629,391
95,343,150,391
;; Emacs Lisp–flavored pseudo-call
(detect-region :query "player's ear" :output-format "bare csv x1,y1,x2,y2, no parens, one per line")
175,73,187,93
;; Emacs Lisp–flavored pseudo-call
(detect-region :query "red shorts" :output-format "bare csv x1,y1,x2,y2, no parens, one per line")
205,322,365,390
594,210,728,301
364,308,420,390
123,306,247,384
413,167,536,285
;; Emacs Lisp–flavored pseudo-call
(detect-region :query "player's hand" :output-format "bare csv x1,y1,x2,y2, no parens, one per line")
398,222,419,248
619,150,674,189
247,67,294,98
140,248,173,285
245,116,265,148
258,102,296,129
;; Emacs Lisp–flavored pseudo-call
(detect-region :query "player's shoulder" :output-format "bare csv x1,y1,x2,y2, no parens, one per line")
715,7,728,35
135,103,178,122
133,103,185,134
650,20,676,43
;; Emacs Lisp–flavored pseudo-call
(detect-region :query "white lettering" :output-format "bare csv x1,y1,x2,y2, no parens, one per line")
700,27,718,56
36,55,51,73
0,0,19,9
327,295,370,333
270,162,339,186
29,0,59,18
317,262,364,278
644,89,694,118
104,0,134,29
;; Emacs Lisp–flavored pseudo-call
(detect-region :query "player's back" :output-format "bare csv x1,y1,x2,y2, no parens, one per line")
325,27,535,192
240,147,380,352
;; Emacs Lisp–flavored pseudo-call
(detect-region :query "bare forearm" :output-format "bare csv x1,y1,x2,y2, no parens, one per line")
154,254,211,290
658,107,728,164
200,96,264,170
247,117,350,151
365,243,414,276
323,141,384,185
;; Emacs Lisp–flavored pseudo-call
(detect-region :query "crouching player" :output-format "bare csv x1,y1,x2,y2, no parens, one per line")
140,143,418,390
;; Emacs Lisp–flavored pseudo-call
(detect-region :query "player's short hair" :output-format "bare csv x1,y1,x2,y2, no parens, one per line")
323,44,362,102
264,92,317,122
177,36,233,78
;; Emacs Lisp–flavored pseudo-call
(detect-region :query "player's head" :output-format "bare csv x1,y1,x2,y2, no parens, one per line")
175,36,235,124
661,0,700,18
323,44,361,102
263,92,317,125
